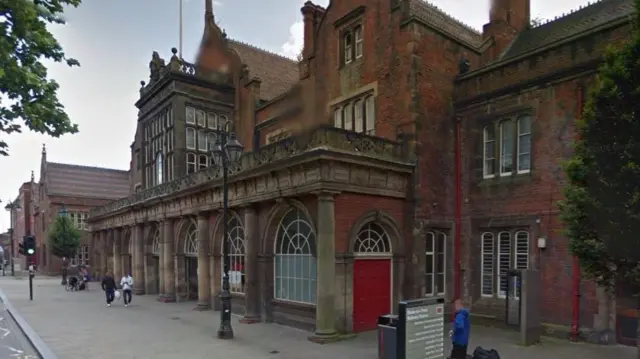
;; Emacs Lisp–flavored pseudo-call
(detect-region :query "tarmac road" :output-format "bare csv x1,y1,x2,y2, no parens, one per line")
0,301,38,359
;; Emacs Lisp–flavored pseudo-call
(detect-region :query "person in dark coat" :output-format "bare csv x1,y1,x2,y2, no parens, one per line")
100,272,117,307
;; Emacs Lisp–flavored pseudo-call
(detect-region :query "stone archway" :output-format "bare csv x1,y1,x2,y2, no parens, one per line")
175,218,197,301
260,199,317,324
346,210,404,333
210,211,245,311
144,223,161,295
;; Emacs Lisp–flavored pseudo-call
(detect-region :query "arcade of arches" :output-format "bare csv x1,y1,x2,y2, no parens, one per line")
90,195,410,336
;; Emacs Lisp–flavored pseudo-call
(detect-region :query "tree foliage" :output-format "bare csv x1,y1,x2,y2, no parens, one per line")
0,0,82,156
47,214,80,259
558,0,640,294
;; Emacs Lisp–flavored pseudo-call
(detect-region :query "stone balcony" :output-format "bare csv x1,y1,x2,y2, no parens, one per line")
88,125,414,228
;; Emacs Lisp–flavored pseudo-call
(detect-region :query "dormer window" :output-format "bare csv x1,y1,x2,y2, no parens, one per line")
342,25,363,65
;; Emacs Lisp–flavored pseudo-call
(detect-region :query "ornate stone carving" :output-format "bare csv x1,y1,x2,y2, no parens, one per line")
149,51,166,82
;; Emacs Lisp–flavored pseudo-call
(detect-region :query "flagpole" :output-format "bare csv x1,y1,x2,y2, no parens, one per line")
179,0,183,59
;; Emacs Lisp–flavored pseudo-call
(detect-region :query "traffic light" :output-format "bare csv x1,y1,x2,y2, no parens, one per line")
24,236,35,256
18,240,25,256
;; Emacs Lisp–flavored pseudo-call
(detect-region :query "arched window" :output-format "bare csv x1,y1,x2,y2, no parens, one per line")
354,99,363,133
274,208,316,304
155,153,163,185
354,223,391,253
184,223,198,256
343,103,353,131
365,96,375,135
186,127,196,150
222,215,246,294
497,231,511,297
483,125,496,178
186,153,196,174
499,120,514,175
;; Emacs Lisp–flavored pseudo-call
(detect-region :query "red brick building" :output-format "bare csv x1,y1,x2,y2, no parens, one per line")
5,177,37,271
87,0,633,345
33,145,130,275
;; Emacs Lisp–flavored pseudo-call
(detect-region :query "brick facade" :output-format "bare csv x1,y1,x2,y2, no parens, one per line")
86,0,633,345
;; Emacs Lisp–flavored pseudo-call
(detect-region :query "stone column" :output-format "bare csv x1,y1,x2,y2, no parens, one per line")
157,221,165,299
196,213,211,310
240,206,260,323
113,228,122,280
132,223,146,295
310,191,338,342
100,231,108,279
162,219,176,302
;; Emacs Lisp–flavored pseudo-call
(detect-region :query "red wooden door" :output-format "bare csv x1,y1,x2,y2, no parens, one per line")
353,259,391,332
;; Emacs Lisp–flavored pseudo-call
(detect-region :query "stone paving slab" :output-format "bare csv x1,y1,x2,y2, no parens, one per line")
0,301,38,359
0,277,635,359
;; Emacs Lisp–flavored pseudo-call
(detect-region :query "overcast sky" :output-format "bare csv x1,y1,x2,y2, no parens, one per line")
0,0,593,232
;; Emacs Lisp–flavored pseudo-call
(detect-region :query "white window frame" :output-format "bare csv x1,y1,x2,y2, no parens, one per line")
513,231,530,299
186,153,196,174
354,26,363,59
365,96,375,135
197,130,207,152
196,110,206,127
517,116,531,174
497,231,511,298
425,231,446,297
480,232,495,297
499,120,514,176
207,112,218,129
186,127,196,150
343,103,353,131
354,100,363,133
198,154,208,170
344,32,353,64
483,125,496,178
156,152,163,185
186,106,195,124
333,108,342,128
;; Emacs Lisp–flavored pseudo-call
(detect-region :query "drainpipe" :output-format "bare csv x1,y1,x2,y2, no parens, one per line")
453,117,462,302
570,84,584,341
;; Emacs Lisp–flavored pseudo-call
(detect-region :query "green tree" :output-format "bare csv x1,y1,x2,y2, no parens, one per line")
0,0,82,156
47,214,80,261
558,0,640,351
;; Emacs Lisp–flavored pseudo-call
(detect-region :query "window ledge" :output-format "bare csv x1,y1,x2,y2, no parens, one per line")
476,171,532,187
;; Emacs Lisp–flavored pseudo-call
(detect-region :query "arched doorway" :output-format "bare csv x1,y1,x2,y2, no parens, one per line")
151,227,160,294
183,223,198,300
352,222,393,332
273,208,317,304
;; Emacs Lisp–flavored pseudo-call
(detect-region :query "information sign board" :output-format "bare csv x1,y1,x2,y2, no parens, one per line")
397,297,445,359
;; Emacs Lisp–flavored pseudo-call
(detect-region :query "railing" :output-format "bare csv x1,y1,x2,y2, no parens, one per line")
89,125,407,218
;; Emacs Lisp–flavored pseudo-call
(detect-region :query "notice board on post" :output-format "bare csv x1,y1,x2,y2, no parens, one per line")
397,297,446,359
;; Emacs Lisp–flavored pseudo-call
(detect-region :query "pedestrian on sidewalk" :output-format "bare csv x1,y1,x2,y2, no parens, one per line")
448,298,470,359
101,272,117,307
119,273,134,307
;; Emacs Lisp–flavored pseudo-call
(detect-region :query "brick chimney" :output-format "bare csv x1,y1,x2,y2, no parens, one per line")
301,1,324,60
482,0,530,62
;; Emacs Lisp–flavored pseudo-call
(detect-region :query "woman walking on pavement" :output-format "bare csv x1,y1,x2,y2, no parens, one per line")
101,272,117,307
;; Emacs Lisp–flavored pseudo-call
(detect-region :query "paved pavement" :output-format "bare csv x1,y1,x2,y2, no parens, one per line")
0,277,635,359
0,301,38,359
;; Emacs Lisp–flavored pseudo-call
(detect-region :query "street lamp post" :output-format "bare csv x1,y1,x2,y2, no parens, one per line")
5,199,21,277
209,120,244,340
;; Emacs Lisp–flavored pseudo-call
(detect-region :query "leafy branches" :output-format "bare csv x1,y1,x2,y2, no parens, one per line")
47,214,80,259
0,0,82,155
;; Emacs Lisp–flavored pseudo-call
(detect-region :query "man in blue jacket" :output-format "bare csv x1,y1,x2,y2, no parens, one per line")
449,298,470,359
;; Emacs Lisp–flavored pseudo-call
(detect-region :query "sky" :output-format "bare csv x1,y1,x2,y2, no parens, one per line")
0,0,595,232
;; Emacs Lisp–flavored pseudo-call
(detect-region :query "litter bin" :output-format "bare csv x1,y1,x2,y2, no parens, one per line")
377,314,398,359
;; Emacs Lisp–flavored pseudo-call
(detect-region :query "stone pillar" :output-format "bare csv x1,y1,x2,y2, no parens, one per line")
240,206,260,323
162,219,176,302
99,231,108,279
310,192,338,342
157,221,165,299
196,213,211,310
132,223,146,295
113,228,122,280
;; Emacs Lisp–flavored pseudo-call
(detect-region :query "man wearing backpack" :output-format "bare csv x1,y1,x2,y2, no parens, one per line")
449,298,470,359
